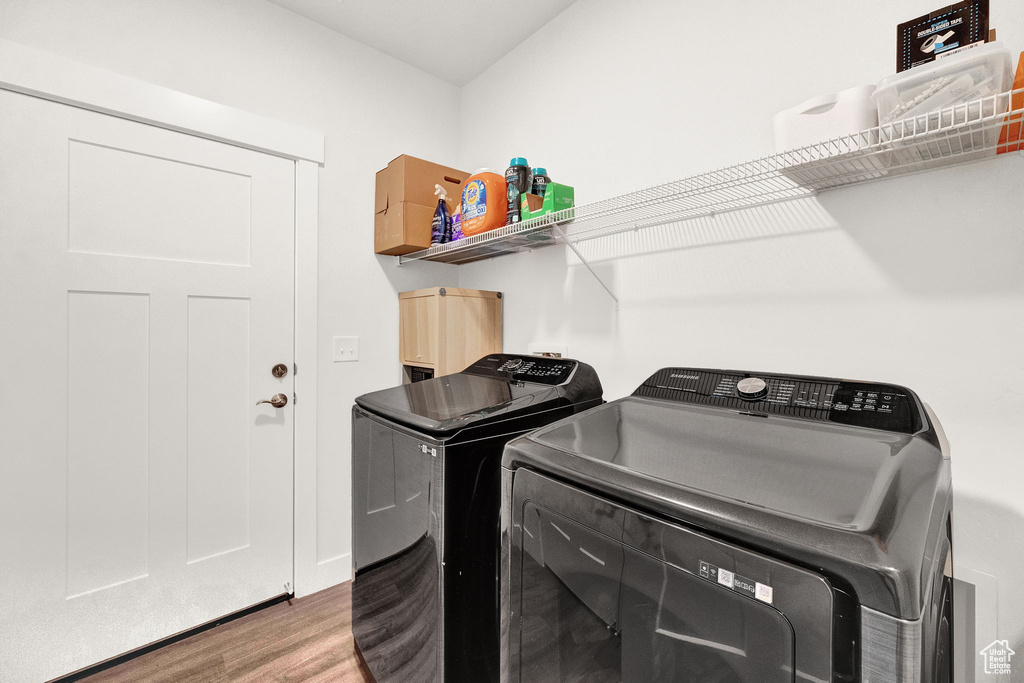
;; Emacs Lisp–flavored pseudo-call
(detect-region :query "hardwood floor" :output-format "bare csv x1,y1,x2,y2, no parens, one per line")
81,582,376,682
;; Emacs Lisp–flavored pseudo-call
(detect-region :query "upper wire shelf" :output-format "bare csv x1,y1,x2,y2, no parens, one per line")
398,89,1023,265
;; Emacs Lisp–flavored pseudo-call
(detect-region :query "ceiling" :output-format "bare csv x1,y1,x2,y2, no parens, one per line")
267,0,579,86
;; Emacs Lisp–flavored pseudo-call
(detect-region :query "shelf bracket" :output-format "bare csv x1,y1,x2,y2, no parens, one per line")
552,224,619,310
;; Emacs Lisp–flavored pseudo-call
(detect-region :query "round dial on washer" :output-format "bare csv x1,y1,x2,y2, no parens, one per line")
736,377,768,400
504,359,524,371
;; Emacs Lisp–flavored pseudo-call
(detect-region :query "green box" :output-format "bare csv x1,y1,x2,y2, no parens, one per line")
520,182,574,221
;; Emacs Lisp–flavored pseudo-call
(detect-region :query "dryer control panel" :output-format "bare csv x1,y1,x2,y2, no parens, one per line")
633,368,921,434
466,354,577,386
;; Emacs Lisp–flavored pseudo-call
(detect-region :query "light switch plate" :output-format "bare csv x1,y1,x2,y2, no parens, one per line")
333,336,359,362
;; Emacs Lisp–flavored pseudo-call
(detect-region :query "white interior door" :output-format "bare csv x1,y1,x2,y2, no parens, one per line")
0,88,296,683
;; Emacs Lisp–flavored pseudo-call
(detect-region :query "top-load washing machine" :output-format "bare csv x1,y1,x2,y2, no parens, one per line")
352,353,603,683
500,367,952,683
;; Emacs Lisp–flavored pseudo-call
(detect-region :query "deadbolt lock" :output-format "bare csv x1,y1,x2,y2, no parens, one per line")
272,363,289,378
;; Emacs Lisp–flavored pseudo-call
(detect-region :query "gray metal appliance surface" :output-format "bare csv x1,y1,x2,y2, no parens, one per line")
500,367,952,683
352,354,602,683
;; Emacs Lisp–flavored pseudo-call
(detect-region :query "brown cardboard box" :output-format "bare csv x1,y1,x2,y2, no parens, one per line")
374,155,468,255
374,202,436,255
521,193,544,213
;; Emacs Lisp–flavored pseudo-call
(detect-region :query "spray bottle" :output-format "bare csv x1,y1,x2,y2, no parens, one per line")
430,184,451,246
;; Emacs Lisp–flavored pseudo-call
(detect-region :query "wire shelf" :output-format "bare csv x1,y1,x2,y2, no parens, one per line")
398,89,1024,266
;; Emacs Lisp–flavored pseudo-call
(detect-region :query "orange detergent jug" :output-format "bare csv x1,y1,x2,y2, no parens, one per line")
998,51,1024,154
461,169,506,236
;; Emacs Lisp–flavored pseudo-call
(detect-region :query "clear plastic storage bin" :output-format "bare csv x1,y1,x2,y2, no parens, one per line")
872,42,1012,163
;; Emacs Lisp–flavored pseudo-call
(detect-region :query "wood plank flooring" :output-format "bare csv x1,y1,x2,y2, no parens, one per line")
81,582,375,682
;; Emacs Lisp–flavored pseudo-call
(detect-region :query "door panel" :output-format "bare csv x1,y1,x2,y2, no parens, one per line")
66,291,152,599
68,139,252,265
186,296,252,564
0,89,295,683
399,295,438,366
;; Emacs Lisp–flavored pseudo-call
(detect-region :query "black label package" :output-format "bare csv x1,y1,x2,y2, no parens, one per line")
897,0,990,72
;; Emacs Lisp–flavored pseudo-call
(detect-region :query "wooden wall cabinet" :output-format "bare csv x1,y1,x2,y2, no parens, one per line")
399,287,502,380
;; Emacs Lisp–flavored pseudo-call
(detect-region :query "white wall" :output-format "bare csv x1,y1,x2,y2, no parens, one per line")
0,0,461,593
457,0,1024,666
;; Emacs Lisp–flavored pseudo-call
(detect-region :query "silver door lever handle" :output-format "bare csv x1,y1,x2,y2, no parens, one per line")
256,393,288,408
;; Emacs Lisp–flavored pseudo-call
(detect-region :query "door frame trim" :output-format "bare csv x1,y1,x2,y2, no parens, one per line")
0,38,325,598
0,39,324,164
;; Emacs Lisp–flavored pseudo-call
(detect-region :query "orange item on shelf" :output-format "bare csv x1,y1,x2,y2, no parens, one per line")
998,52,1024,154
460,169,507,236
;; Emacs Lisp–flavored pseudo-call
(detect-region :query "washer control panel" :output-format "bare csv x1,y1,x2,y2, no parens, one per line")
467,354,576,386
633,368,921,434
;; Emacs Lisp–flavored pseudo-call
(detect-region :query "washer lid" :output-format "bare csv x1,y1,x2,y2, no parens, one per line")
356,373,534,434
354,355,602,436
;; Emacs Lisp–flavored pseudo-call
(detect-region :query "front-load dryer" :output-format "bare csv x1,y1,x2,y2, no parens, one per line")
352,354,602,683
500,367,952,683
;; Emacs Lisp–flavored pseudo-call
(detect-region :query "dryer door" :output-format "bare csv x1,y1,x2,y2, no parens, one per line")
506,469,834,683
518,503,794,683
619,547,794,681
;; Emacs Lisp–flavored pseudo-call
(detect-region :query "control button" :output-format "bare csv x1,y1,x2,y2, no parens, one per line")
867,392,879,399
882,394,894,401
736,377,768,400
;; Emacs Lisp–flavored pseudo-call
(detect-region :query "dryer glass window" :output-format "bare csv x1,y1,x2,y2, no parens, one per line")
519,503,796,683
